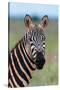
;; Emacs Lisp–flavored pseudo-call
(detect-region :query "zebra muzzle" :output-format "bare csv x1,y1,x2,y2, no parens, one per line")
35,52,45,70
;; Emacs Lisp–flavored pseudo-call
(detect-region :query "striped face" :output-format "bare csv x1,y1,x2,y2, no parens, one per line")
24,14,48,53
26,27,46,70
24,14,48,70
30,25,46,52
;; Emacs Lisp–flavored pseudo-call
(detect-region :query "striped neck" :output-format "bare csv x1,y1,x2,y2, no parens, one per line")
17,38,36,86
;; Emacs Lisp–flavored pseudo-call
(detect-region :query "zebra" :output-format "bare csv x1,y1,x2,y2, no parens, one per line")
8,14,48,87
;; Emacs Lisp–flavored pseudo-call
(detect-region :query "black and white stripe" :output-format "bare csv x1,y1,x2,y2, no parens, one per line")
8,34,36,87
30,28,46,56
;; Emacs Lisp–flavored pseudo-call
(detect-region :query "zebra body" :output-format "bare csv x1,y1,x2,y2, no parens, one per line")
8,14,48,87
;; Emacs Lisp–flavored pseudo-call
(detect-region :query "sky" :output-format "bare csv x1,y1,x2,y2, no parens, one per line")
9,3,58,19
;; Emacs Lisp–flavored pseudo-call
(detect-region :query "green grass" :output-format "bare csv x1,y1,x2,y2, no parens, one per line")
9,19,58,86
28,61,58,86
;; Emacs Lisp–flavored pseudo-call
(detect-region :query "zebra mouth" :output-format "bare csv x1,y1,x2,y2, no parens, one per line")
36,63,44,70
35,60,45,70
35,52,45,70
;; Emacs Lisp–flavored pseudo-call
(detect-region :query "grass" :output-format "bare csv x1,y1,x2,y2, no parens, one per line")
28,61,58,86
9,19,58,86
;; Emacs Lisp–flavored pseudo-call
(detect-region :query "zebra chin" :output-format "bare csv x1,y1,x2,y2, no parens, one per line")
35,52,45,70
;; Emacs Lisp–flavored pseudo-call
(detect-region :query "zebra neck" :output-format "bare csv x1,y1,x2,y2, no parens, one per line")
8,39,36,87
21,38,36,70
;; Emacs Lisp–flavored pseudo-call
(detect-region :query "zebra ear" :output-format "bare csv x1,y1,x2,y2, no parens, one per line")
40,15,48,28
24,14,32,28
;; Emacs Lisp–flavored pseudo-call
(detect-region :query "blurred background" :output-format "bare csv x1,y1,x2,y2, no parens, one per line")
8,3,58,86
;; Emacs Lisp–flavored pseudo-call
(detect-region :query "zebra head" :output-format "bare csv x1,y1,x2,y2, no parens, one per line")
24,14,48,70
